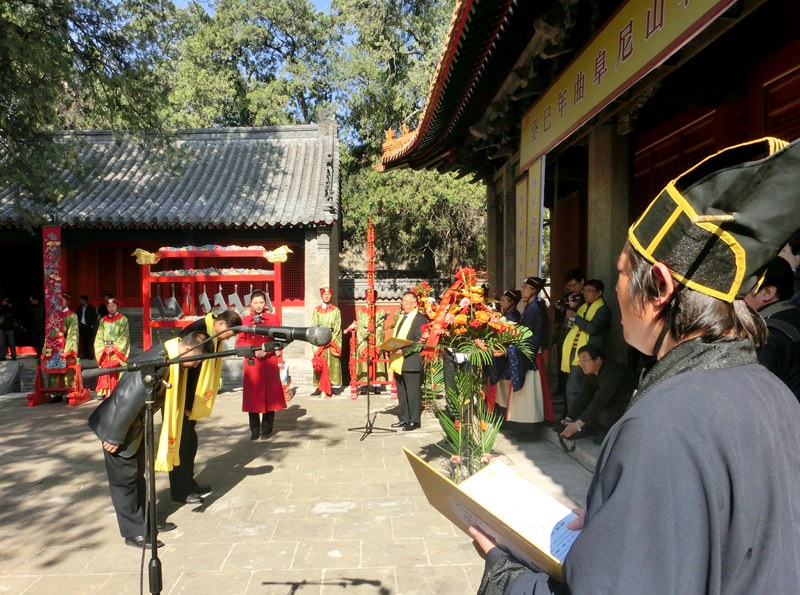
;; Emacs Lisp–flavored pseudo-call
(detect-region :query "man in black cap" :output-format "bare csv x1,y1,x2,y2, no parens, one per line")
744,256,800,400
471,137,800,593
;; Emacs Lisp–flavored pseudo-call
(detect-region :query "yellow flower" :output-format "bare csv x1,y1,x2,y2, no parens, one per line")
453,327,468,335
475,310,490,323
479,420,488,432
454,313,468,326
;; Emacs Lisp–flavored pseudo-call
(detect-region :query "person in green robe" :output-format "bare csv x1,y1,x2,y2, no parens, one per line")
310,287,342,397
94,298,130,398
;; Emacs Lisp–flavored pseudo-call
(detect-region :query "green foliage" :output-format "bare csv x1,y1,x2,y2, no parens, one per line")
341,153,486,276
164,0,338,127
1,0,177,226
330,0,452,149
427,358,503,483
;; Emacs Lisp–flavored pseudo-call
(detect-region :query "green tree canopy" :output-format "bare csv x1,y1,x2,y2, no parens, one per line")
164,0,338,128
331,0,487,276
1,0,177,224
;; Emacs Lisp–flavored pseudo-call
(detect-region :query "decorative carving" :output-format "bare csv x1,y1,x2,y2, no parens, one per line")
131,248,162,265
263,245,294,263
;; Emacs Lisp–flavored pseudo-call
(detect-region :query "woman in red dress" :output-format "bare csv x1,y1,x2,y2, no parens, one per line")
236,290,286,440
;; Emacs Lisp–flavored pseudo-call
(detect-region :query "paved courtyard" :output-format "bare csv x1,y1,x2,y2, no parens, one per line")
0,377,593,595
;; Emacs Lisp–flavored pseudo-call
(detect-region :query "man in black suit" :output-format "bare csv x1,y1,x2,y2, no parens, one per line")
389,291,426,431
77,295,98,360
88,332,210,548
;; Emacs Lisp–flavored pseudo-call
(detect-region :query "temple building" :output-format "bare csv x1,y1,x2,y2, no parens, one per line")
0,122,341,376
379,0,800,359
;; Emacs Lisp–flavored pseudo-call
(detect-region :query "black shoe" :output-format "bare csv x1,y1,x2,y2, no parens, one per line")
172,493,203,504
250,430,260,440
310,388,321,396
157,521,177,532
403,423,420,431
390,421,407,428
192,485,213,498
124,535,164,548
260,432,271,440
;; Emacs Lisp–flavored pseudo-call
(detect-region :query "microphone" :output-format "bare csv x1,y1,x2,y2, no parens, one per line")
231,324,333,346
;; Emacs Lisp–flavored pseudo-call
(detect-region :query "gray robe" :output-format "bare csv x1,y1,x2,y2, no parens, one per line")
480,338,800,594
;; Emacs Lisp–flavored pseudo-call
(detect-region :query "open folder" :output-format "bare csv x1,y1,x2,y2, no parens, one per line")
378,337,413,351
404,448,580,582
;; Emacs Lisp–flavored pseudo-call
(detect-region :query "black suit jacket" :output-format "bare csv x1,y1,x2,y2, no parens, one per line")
88,346,169,458
398,311,426,374
78,304,98,330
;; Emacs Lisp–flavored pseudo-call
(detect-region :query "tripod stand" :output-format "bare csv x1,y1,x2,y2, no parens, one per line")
348,333,395,441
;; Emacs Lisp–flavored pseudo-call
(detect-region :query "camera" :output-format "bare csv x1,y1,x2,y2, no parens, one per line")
555,293,580,311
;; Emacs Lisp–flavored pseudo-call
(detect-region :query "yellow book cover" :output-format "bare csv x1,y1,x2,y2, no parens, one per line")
404,448,580,581
378,337,413,351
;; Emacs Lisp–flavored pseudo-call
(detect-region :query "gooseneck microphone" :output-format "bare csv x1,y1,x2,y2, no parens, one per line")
231,324,333,346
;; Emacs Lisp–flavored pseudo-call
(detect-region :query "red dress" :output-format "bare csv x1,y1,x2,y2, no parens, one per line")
236,312,287,414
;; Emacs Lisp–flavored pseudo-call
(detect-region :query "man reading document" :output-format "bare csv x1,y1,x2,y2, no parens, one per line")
471,138,800,594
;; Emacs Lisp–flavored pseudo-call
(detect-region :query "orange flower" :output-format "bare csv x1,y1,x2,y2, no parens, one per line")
475,310,491,323
453,327,468,335
474,338,487,350
479,420,488,432
454,419,461,431
454,313,468,326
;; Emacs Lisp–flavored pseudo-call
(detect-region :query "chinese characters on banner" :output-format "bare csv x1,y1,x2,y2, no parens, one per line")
515,176,528,281
41,226,67,371
519,0,736,169
515,157,547,280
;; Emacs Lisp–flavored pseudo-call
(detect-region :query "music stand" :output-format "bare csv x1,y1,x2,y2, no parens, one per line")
348,333,396,441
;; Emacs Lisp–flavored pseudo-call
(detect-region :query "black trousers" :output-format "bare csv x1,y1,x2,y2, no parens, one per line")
396,371,422,425
103,444,146,539
249,411,275,436
168,418,198,498
78,324,95,359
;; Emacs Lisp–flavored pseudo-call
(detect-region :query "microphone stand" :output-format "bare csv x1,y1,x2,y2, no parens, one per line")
97,341,285,595
348,327,395,441
140,363,162,594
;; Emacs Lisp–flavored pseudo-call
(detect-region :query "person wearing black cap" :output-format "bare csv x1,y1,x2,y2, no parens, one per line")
471,137,800,593
488,289,522,415
497,277,550,434
744,256,800,400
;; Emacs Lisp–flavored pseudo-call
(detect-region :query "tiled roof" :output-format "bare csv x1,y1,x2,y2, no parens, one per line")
0,123,340,229
378,0,522,171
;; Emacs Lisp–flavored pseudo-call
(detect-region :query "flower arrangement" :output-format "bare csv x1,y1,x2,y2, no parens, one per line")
419,268,533,481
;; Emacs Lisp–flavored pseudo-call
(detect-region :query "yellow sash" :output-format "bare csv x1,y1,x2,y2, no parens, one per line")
389,311,417,375
560,298,605,372
155,338,187,472
189,313,222,420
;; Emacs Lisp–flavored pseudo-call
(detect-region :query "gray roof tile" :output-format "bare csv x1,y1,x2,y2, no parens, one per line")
0,124,340,229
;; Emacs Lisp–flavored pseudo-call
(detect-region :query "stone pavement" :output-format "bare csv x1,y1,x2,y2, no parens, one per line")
0,382,594,595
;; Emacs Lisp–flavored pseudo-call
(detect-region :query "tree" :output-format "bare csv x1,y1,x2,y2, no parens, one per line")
341,153,485,276
331,0,487,276
330,0,452,150
0,0,177,225
164,0,338,128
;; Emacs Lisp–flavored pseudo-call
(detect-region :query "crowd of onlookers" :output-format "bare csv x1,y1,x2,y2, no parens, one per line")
488,227,800,447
